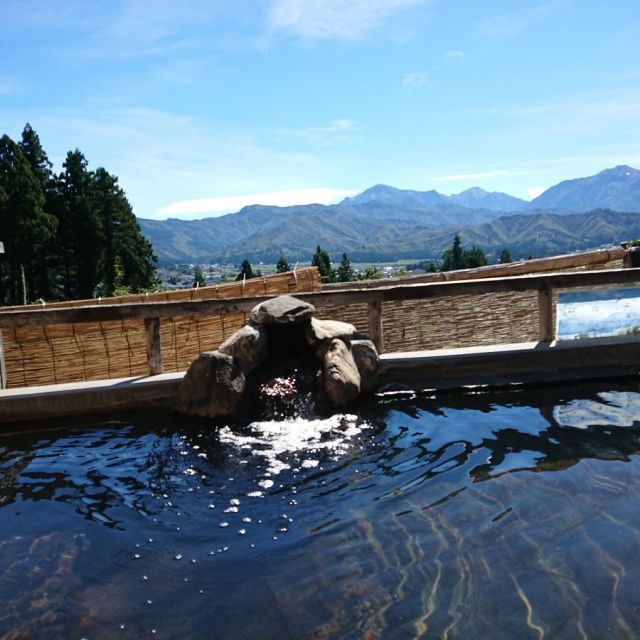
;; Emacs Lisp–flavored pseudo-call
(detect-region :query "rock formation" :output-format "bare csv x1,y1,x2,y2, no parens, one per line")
177,294,379,420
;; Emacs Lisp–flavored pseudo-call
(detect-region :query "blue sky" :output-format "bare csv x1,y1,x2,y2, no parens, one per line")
1,0,639,219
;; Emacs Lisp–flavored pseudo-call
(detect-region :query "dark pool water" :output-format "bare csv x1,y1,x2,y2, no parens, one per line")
3,380,640,639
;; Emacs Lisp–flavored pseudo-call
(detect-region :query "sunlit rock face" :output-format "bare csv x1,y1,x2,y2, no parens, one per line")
177,295,379,420
177,351,246,418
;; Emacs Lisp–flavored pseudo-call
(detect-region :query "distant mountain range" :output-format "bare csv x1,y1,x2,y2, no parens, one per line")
138,165,640,265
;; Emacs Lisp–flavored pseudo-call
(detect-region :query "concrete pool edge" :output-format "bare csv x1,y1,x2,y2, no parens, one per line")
1,335,639,425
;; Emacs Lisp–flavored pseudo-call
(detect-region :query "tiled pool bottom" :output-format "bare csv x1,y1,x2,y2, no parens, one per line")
3,381,640,639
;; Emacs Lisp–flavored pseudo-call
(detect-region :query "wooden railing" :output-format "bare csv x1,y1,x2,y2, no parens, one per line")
1,267,639,384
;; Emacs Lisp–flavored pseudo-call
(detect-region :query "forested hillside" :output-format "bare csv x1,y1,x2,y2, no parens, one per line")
0,124,157,305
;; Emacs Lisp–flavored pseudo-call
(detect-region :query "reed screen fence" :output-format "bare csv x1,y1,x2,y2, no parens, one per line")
1,268,320,387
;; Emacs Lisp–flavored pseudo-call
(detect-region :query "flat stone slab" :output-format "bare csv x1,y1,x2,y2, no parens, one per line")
250,295,315,326
306,317,357,345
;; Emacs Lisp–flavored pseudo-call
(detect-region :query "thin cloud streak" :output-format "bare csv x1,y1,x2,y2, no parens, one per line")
268,0,429,40
158,188,358,218
403,71,429,90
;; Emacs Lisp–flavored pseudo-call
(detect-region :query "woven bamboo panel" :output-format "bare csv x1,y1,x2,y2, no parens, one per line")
317,257,622,353
3,268,321,388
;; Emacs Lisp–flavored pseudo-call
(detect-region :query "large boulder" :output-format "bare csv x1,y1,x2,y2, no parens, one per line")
306,317,357,346
351,338,379,389
322,338,361,407
250,295,315,326
177,351,246,418
218,321,268,373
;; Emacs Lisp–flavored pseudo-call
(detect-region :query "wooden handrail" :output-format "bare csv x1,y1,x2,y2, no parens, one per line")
323,246,626,290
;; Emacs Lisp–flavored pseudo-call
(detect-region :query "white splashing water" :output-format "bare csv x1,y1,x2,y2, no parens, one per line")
218,414,369,478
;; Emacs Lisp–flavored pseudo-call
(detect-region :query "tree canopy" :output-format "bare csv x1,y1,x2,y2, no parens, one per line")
441,234,487,271
276,255,290,273
0,124,157,305
311,245,334,282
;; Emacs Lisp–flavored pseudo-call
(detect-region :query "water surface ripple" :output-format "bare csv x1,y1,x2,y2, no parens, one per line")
2,380,640,638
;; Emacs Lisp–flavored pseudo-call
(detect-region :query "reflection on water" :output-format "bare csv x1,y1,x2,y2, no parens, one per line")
2,380,640,637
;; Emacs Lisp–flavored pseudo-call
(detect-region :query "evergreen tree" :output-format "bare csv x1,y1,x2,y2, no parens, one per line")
336,252,354,282
276,254,290,273
311,245,334,282
441,234,487,272
53,150,102,299
91,167,157,296
235,259,255,281
463,246,488,268
357,266,383,280
193,265,205,288
0,135,57,305
18,123,58,299
499,249,512,264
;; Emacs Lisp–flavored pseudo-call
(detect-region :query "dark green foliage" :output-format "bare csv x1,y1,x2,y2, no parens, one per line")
193,265,205,288
499,249,512,264
336,252,354,282
311,245,334,282
357,266,383,280
276,254,290,273
0,125,157,304
236,259,256,281
0,134,57,305
441,234,488,272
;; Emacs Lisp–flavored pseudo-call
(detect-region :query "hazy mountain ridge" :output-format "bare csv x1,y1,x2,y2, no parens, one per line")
138,165,640,264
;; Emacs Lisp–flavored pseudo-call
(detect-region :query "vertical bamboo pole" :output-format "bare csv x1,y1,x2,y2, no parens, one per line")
368,300,384,353
144,317,163,375
0,329,6,389
538,285,554,342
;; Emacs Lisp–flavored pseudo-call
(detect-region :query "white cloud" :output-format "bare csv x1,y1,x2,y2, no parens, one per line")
527,185,545,199
268,0,428,40
444,49,464,59
159,188,358,218
0,106,361,220
403,71,429,90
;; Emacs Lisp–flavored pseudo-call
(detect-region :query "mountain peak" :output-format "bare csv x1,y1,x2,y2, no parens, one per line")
530,164,640,210
600,165,640,178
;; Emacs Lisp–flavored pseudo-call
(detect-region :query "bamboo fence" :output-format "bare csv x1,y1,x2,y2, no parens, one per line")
1,247,629,388
316,251,625,352
2,268,321,387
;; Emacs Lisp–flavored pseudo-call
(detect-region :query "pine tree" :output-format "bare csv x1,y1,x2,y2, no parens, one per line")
336,252,354,282
18,124,58,299
193,265,205,288
499,249,512,264
54,150,102,299
0,135,57,305
311,245,334,282
91,167,157,296
235,259,255,281
441,235,487,272
276,255,290,273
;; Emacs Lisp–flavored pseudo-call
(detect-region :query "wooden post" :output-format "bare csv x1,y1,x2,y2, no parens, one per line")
0,329,6,389
368,300,384,353
538,285,554,342
144,317,163,375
